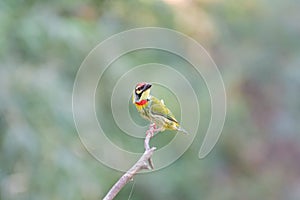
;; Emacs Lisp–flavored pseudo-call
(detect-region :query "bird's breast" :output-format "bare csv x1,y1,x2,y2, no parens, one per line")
135,102,151,119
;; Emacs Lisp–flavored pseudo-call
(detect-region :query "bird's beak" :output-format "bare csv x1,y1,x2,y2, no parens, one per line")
144,83,152,91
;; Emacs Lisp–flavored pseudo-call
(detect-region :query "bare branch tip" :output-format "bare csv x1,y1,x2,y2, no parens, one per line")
103,127,157,200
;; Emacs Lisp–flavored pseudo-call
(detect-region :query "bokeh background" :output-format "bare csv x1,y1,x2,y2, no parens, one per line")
1,0,300,199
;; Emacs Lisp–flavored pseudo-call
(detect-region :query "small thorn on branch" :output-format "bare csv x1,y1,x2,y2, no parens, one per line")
102,125,157,200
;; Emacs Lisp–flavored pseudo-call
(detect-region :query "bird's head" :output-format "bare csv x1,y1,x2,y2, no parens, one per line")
132,82,152,105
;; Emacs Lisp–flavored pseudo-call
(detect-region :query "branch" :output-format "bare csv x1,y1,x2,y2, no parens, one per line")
103,128,156,200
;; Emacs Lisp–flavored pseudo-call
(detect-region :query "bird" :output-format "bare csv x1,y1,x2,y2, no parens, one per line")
132,82,188,135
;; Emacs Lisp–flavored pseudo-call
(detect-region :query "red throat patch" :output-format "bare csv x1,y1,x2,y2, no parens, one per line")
135,99,148,106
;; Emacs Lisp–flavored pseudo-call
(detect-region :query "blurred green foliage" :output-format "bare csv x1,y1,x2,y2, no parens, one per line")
1,0,300,200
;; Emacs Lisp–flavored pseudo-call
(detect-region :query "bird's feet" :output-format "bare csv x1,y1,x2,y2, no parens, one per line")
146,123,156,137
146,123,163,137
150,123,156,131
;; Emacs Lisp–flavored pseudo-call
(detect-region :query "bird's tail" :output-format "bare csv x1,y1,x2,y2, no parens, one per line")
177,126,188,134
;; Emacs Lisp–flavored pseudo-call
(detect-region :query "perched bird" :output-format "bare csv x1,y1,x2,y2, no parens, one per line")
132,82,188,135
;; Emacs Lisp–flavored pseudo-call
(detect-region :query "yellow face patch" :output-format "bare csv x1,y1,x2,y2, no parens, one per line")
140,89,150,100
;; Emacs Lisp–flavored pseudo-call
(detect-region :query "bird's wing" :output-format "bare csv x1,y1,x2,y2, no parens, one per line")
150,97,178,123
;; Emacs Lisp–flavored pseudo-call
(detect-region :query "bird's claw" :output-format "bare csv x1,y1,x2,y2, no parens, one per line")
146,123,163,137
149,123,156,130
145,123,155,137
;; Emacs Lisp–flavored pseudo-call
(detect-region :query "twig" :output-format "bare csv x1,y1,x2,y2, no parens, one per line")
103,128,156,200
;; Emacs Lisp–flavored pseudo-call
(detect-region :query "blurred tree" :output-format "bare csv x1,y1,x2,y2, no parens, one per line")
1,0,300,199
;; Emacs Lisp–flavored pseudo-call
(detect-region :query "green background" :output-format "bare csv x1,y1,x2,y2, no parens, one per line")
1,0,300,199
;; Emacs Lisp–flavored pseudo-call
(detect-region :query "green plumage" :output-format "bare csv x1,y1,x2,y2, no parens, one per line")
133,82,187,134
